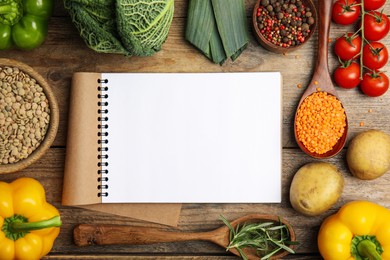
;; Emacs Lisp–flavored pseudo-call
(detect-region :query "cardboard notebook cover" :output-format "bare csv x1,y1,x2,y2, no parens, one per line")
62,72,181,227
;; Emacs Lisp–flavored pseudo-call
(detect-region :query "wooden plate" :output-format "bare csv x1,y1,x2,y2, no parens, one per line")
0,58,59,174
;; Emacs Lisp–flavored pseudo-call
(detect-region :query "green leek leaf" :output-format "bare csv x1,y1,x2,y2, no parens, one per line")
209,24,227,64
186,0,225,64
211,0,249,61
185,0,249,65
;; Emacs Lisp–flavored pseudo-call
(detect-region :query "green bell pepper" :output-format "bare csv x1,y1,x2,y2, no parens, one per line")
0,0,53,50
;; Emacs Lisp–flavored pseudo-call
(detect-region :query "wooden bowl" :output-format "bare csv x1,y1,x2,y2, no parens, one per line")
252,0,317,54
0,58,59,174
231,214,296,260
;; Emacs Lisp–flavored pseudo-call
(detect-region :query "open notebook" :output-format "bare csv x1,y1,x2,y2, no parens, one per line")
62,72,282,223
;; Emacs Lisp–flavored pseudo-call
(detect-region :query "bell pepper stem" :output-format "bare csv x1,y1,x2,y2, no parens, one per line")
357,239,382,260
0,1,22,26
9,216,62,233
2,215,62,241
0,5,15,14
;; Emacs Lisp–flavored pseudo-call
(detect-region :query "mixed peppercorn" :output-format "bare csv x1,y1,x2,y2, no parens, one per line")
256,0,315,48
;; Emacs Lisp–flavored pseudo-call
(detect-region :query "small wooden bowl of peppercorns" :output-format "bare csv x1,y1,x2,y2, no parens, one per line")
253,0,317,54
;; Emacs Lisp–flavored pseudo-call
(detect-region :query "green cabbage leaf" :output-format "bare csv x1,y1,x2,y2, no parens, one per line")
64,0,174,56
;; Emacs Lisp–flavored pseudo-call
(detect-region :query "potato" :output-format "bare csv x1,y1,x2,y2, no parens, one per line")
347,129,390,180
289,162,344,216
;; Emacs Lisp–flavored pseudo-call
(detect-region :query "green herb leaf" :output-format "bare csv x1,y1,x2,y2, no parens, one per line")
261,247,282,260
220,215,297,260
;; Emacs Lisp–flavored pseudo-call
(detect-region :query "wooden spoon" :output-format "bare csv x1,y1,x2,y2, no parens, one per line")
73,214,296,260
293,0,348,159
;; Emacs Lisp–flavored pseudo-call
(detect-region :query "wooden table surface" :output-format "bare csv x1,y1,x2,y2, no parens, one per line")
1,0,390,259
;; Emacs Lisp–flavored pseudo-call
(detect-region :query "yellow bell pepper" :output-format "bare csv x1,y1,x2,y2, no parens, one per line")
0,177,62,260
318,200,390,260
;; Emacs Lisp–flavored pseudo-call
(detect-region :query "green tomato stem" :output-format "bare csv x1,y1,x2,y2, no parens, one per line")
357,239,382,260
359,0,365,79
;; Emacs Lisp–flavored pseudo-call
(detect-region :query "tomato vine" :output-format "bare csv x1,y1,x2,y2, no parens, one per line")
332,0,389,97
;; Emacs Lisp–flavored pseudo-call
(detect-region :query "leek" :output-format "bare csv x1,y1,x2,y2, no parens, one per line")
186,0,249,65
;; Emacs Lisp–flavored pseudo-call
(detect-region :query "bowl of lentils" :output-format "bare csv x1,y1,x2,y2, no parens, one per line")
0,58,59,174
253,0,317,53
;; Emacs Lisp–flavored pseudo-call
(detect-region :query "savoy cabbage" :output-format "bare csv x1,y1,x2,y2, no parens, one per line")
64,0,174,56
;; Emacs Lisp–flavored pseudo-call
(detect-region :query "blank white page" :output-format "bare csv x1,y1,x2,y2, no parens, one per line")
102,72,281,203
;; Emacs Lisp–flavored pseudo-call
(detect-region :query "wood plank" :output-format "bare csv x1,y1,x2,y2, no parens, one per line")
44,255,322,259
2,148,389,256
53,0,256,18
1,0,390,259
1,4,388,148
45,256,239,260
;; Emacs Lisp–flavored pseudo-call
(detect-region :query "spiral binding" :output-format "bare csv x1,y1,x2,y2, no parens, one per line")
97,79,109,197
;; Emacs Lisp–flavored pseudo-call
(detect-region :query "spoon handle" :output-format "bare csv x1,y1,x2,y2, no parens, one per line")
73,224,218,246
310,0,335,94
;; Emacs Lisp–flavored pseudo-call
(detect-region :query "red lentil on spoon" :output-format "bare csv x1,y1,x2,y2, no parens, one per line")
295,91,347,155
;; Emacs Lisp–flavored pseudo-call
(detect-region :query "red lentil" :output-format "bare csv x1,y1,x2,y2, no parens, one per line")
296,91,346,154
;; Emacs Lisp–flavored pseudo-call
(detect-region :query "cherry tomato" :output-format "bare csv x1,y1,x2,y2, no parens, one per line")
360,72,389,97
364,11,390,41
334,33,362,61
332,0,361,25
364,0,386,11
333,62,361,89
363,42,389,70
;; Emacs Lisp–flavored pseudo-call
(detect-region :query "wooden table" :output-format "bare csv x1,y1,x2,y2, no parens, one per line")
1,0,390,259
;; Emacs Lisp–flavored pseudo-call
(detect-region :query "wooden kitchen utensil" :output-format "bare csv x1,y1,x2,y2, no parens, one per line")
74,214,296,260
293,0,348,158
